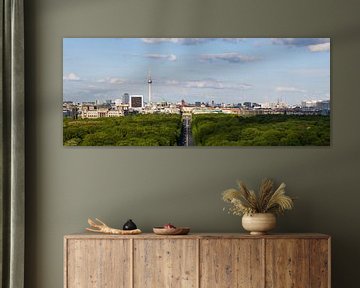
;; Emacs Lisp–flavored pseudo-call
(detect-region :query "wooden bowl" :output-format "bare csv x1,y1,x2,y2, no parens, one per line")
153,227,190,235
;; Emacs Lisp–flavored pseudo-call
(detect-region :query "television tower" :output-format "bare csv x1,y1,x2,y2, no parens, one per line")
147,70,152,104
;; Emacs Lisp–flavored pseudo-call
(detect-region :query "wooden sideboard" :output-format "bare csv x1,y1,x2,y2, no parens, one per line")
64,233,330,288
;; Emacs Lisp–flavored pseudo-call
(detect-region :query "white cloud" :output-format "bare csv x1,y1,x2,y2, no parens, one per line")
271,38,330,53
63,72,80,81
308,42,330,52
201,52,259,63
165,80,181,85
142,38,246,45
97,77,126,84
275,86,306,93
185,80,225,89
145,54,177,61
272,38,329,47
222,38,245,43
142,38,209,45
109,78,126,84
165,79,252,90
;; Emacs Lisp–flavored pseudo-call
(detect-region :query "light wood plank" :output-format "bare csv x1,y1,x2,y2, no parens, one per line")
200,239,264,288
65,233,330,240
265,239,310,288
310,239,330,288
133,239,197,288
66,239,131,288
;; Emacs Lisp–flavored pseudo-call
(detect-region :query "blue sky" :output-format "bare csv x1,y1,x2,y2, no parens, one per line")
63,38,330,105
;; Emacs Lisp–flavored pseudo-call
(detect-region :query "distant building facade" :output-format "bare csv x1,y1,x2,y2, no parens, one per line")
130,95,144,108
301,100,330,109
122,93,129,104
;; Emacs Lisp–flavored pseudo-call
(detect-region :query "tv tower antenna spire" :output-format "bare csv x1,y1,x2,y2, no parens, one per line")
147,70,152,104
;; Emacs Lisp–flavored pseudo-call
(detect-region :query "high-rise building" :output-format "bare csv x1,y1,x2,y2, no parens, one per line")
130,95,143,108
122,93,130,104
243,102,252,109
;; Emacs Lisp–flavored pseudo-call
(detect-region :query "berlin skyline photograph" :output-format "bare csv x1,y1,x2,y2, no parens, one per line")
63,38,330,147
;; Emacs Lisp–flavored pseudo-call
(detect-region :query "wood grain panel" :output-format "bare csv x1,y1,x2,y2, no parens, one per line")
200,239,264,288
265,239,310,288
310,239,330,288
64,234,330,288
66,239,131,288
133,239,197,288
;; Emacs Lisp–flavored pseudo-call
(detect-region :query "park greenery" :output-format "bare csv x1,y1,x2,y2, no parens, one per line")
64,113,330,146
192,114,330,146
63,114,182,146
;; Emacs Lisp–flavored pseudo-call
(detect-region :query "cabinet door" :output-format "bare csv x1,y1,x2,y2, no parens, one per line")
266,239,309,287
134,239,198,288
200,239,264,288
66,239,131,288
309,239,330,288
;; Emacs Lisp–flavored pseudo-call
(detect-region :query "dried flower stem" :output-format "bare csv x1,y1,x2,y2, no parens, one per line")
222,179,294,216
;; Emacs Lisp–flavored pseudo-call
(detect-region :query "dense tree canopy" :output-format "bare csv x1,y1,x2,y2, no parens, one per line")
63,114,182,146
192,114,330,146
64,114,330,146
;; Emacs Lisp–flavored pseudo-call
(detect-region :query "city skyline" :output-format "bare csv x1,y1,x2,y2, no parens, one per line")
63,38,330,105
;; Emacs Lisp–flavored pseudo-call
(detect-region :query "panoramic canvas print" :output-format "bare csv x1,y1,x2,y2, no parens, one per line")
63,38,330,146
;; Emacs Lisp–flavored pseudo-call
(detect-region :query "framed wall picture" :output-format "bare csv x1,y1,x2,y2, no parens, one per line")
63,38,330,146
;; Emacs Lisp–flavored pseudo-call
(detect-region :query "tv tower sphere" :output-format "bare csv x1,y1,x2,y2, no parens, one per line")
148,72,152,104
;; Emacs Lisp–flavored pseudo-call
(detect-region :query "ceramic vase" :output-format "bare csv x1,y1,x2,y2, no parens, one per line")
242,213,276,235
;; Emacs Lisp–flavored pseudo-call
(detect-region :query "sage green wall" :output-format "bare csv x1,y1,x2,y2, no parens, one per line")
25,0,360,287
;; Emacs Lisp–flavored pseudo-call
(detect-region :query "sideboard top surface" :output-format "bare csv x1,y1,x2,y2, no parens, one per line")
64,232,330,240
